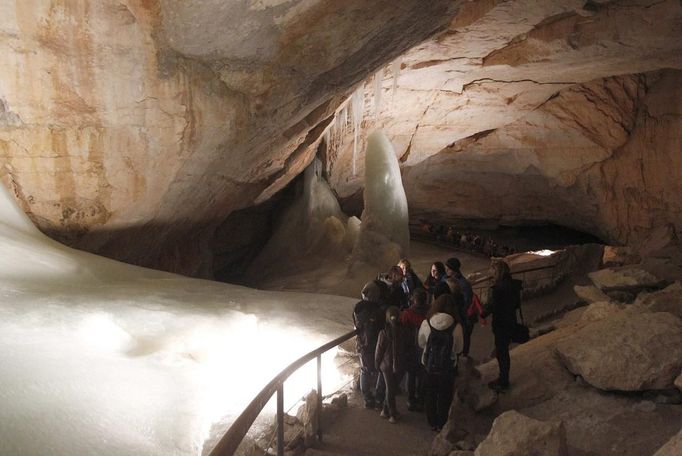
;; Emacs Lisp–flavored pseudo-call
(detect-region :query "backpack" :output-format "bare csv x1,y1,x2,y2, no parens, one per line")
353,301,381,350
423,320,455,375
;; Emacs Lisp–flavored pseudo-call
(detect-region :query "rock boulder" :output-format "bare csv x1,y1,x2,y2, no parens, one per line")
588,266,667,292
635,282,682,319
474,411,567,456
556,311,682,391
653,428,682,456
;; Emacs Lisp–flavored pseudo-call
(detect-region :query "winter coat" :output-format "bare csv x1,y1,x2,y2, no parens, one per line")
418,313,462,365
401,269,424,296
353,299,385,370
482,275,522,336
387,283,409,310
454,274,473,307
375,323,411,374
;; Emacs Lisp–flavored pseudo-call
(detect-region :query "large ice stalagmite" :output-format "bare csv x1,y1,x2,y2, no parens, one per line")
247,158,359,278
351,131,409,270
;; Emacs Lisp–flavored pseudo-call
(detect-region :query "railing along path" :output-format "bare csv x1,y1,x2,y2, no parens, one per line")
209,329,357,456
210,260,561,455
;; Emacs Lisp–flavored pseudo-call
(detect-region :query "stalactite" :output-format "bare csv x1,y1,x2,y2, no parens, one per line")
391,57,402,99
351,88,364,176
374,69,383,118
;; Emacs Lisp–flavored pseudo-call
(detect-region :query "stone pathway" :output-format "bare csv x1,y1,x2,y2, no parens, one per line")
307,391,436,456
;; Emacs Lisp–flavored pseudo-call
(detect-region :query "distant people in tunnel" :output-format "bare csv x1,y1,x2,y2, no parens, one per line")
418,294,462,432
353,281,386,409
375,306,411,424
480,260,523,392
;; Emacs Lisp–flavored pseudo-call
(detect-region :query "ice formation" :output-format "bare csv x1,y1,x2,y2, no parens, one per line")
373,69,383,118
391,57,402,99
0,184,354,456
246,158,356,279
352,131,410,269
350,88,365,176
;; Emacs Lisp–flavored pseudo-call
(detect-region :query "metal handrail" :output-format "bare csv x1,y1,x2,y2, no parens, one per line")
470,263,560,291
208,329,358,456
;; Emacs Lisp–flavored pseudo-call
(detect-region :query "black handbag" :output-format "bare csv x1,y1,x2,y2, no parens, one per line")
511,323,530,344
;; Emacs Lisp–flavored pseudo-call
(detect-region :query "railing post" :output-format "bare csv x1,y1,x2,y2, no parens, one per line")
277,384,284,456
316,354,323,441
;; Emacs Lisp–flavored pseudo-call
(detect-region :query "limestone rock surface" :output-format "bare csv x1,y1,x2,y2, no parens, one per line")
589,266,666,292
1,0,682,276
573,285,610,304
474,411,567,456
635,282,682,319
653,428,682,456
555,311,682,391
578,301,622,323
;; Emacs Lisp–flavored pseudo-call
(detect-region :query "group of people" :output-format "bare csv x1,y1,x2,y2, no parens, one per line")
352,257,523,431
418,222,518,258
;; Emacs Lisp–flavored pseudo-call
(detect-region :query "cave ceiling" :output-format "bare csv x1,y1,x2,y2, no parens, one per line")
0,0,681,276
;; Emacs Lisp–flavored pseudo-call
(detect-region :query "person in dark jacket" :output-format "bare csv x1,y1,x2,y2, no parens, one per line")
424,261,446,305
375,306,411,423
445,257,475,357
385,265,409,310
480,260,522,392
400,288,428,411
418,294,462,431
353,281,386,408
398,258,424,296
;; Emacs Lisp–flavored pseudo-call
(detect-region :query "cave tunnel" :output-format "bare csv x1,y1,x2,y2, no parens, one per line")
0,1,681,455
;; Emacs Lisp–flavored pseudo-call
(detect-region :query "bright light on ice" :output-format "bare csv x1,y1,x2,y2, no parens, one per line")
0,184,355,456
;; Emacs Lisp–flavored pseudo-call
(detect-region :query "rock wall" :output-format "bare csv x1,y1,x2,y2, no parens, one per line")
1,0,681,276
402,70,682,244
325,0,682,246
0,0,457,275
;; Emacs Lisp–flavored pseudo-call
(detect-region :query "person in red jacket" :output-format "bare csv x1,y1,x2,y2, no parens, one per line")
401,288,429,411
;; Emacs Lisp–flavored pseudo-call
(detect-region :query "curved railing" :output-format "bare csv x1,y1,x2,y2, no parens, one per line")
208,329,358,456
470,263,561,296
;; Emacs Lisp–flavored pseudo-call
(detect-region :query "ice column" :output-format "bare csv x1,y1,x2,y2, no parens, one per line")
391,57,402,99
373,69,383,118
350,88,364,176
352,131,409,268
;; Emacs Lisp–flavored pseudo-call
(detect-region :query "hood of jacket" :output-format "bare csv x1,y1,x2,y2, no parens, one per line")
428,312,455,331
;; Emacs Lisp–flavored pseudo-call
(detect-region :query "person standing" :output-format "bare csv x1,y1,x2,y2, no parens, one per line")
424,261,446,305
444,257,475,357
418,294,462,431
400,288,428,411
353,281,386,408
385,265,409,310
375,306,410,423
480,260,523,392
398,258,424,296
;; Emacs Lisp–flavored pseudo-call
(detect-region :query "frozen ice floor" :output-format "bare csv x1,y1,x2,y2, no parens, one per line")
0,185,355,456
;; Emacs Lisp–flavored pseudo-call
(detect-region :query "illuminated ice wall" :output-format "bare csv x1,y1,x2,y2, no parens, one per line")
0,184,354,455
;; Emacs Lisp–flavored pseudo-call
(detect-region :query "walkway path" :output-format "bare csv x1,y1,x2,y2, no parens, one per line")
309,390,435,456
